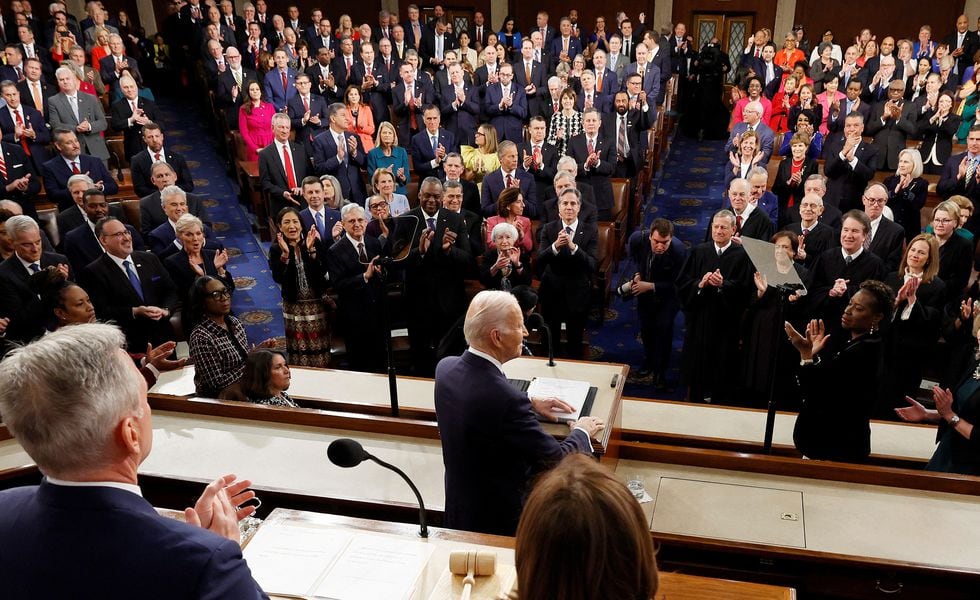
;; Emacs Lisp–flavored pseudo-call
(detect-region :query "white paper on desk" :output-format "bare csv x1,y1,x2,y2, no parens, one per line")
526,377,591,421
313,534,434,600
243,523,353,597
148,366,197,396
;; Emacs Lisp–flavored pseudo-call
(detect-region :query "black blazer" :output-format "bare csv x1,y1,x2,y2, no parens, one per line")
883,175,928,241
516,140,560,203
917,112,961,173
938,233,974,301
15,78,55,118
536,219,598,313
258,140,310,216
772,158,820,225
0,141,40,217
0,104,50,171
80,251,177,349
325,234,385,335
268,242,330,302
822,134,879,212
865,99,916,172
566,132,615,213
0,251,70,342
479,247,532,290
809,247,886,323
164,249,235,304
787,220,837,268
130,149,194,199
214,68,257,129
399,207,472,317
867,217,906,273
62,222,144,275
138,191,209,239
109,97,163,160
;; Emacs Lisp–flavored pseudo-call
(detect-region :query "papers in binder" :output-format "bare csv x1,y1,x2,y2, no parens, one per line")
526,377,591,422
243,521,434,599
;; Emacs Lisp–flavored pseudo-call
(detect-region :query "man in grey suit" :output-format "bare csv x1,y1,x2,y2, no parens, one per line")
726,100,775,164
48,66,109,164
606,34,628,86
82,9,118,52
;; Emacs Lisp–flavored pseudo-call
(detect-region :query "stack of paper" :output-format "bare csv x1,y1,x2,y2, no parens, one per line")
526,377,591,422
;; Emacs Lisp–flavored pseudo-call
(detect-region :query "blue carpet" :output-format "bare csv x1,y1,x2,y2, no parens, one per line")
161,99,729,399
156,99,285,344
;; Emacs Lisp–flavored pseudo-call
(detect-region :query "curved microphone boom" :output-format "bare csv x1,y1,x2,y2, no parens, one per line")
327,438,429,538
525,313,555,366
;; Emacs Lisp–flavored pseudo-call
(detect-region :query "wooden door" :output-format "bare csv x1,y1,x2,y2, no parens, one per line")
693,13,754,82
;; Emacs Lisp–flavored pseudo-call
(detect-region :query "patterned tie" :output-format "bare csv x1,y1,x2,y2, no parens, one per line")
587,137,594,154
357,241,368,262
281,70,288,93
154,152,162,163
409,87,418,130
315,211,325,238
844,255,853,265
617,115,627,161
505,173,513,188
345,57,352,78
14,110,30,156
303,95,309,112
431,135,438,153
69,95,79,122
426,217,436,231
967,157,978,183
0,152,7,179
533,145,541,168
736,214,743,233
124,260,144,301
717,247,723,257
564,226,572,236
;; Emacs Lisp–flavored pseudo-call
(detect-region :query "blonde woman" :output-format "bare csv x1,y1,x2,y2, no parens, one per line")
461,123,500,185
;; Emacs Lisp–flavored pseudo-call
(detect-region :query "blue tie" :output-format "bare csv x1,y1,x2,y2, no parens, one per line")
29,262,40,272
124,259,144,302
315,211,325,238
426,217,436,231
431,135,438,153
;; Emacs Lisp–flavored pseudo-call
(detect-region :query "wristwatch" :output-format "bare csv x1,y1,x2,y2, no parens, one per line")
950,414,961,427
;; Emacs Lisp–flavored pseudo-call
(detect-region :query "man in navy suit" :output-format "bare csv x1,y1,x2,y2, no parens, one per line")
0,215,71,343
517,116,559,203
549,17,582,69
0,140,40,219
402,4,424,51
286,72,328,156
537,187,599,358
312,103,367,205
480,141,538,218
409,105,457,181
298,176,341,244
329,37,358,91
419,18,457,72
626,219,688,387
348,42,390,127
575,70,609,114
826,79,872,134
603,91,651,178
439,64,480,146
0,80,49,173
0,323,268,600
139,163,209,238
130,124,194,198
590,50,619,101
392,62,433,146
434,289,602,535
83,216,178,349
623,43,662,107
513,39,548,117
147,187,220,261
726,100,776,164
263,48,297,110
42,129,118,210
109,75,162,160
485,63,527,143
62,189,144,275
567,108,616,220
753,43,783,99
98,34,141,95
823,112,879,211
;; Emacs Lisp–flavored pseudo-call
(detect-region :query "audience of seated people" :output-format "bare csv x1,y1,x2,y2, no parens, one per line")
0,3,976,477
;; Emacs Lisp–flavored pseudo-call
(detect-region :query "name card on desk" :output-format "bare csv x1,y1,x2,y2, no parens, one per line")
244,520,434,599
148,366,197,396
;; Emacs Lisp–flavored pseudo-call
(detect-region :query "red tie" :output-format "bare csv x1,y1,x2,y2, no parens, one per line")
587,138,594,154
553,100,559,113
282,144,297,189
0,152,7,180
736,214,743,232
71,161,80,174
14,110,29,156
303,96,309,112
154,152,162,162
533,145,541,169
505,173,513,187
281,71,288,92
346,57,352,78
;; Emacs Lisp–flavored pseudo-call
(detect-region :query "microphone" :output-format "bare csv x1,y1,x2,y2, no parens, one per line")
525,312,555,366
327,438,429,538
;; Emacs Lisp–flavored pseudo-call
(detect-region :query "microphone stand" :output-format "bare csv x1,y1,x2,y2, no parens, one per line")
365,453,428,538
763,283,802,453
527,313,555,366
377,264,398,417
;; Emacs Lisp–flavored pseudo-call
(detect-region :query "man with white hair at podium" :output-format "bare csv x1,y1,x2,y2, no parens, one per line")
0,323,269,600
434,290,605,536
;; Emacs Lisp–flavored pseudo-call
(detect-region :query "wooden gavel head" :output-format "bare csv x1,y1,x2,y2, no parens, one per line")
449,550,497,577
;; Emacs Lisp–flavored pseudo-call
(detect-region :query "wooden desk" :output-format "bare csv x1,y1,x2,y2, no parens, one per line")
149,357,628,455
252,509,795,600
622,398,938,467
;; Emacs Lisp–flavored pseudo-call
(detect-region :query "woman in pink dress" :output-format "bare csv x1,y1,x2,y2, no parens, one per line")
344,86,375,153
730,77,772,131
485,187,533,254
815,74,846,137
238,80,275,161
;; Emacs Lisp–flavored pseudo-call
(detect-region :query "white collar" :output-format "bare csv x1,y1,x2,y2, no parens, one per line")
16,253,39,273
107,251,133,270
734,202,755,219
842,246,864,260
422,209,439,220
714,240,733,253
467,347,504,374
345,232,364,247
46,476,143,497
561,218,579,231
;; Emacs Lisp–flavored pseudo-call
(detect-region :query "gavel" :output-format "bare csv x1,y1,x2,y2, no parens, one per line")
448,550,497,600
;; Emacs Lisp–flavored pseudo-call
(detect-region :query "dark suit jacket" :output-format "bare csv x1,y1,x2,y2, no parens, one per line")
445,178,481,216
409,128,457,180
512,59,548,113
517,141,559,202
810,247,886,321
549,36,583,67
62,222,143,275
868,217,906,272
0,141,40,216
42,154,119,210
865,99,916,172
391,81,435,145
536,219,598,314
138,192,209,239
109,96,163,159
81,251,177,349
214,68,257,128
566,133,615,214
285,92,329,155
419,31,458,69
57,204,126,245
164,248,235,301
480,169,538,218
299,207,341,243
130,149,195,199
0,251,70,342
325,235,385,343
0,104,50,169
622,61,662,103
485,84,528,142
787,220,837,268
574,90,609,114
311,130,367,203
937,151,980,202
822,135,879,211
825,99,872,134
0,482,267,599
399,206,472,319
434,350,592,535
98,55,141,90
259,140,311,216
543,184,598,227
15,78,55,119
262,67,298,111
439,81,480,146
944,30,980,77
772,158,820,225
148,222,220,261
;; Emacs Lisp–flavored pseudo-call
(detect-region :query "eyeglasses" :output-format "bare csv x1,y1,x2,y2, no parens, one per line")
475,131,485,136
368,203,387,210
206,289,232,300
933,218,956,225
863,196,887,205
102,230,131,239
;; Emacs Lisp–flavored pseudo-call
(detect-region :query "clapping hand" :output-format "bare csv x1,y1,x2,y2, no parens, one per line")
784,318,829,360
185,474,257,544
305,224,319,251
895,275,920,306
829,277,849,297
145,341,186,373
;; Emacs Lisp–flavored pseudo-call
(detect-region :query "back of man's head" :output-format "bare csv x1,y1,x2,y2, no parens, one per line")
463,290,517,349
0,324,142,479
